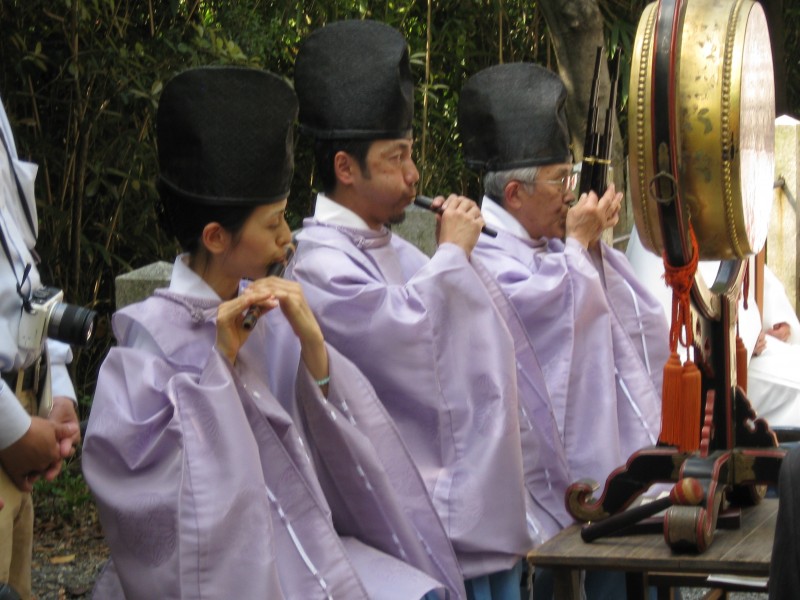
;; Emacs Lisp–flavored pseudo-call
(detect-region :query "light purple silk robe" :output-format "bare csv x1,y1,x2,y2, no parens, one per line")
473,228,668,489
291,221,531,579
471,256,575,542
83,287,454,599
264,304,465,598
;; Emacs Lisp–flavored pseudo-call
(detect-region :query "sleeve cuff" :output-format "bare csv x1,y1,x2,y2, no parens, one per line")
46,339,74,366
0,382,32,449
47,339,77,401
434,242,469,262
49,363,77,402
565,237,589,255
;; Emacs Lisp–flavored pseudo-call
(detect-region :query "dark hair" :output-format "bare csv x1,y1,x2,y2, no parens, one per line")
313,138,372,194
156,183,257,253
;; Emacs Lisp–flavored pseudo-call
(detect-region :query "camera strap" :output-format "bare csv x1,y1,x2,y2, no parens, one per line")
0,218,33,311
0,124,37,310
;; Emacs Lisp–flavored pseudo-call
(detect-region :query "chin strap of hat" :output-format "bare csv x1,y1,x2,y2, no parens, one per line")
660,223,701,452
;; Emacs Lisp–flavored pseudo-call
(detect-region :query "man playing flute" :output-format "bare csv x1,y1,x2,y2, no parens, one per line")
458,62,670,597
288,19,536,600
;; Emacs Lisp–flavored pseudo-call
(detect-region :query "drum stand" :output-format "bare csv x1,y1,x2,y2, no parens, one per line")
579,0,786,552
566,235,785,553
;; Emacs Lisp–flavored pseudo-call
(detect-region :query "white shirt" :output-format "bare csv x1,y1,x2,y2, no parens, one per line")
0,96,75,449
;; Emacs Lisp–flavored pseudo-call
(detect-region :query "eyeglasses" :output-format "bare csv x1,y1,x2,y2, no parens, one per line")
532,172,579,193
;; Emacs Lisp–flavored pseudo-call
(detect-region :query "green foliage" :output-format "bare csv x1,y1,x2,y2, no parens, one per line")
1,0,264,402
33,457,92,525
785,2,800,117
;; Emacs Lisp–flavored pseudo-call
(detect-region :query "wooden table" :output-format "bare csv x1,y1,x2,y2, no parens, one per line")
527,499,777,599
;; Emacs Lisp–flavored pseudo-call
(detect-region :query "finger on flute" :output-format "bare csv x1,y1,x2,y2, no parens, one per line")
413,195,498,238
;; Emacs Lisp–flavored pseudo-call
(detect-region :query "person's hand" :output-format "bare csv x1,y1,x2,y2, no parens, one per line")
567,184,622,249
766,322,791,343
34,396,82,485
754,331,767,356
436,194,485,256
0,416,77,492
248,277,329,382
215,287,279,363
49,396,81,459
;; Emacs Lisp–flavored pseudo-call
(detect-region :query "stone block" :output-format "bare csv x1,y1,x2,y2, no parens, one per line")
115,261,172,309
392,204,438,257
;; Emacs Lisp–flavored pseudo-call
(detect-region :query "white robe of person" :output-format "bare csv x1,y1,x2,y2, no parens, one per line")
626,226,800,428
741,264,800,427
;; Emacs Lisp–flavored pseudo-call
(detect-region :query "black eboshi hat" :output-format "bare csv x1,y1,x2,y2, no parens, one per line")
157,66,297,207
459,63,571,171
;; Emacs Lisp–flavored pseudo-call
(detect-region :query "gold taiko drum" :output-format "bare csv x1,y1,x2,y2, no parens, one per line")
629,0,775,260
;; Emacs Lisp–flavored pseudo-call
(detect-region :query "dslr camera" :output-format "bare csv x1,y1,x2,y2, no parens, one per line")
18,286,97,351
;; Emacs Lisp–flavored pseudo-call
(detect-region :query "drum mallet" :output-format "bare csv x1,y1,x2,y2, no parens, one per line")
580,477,704,543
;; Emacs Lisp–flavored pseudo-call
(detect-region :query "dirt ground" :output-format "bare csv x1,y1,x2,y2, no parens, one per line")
30,484,109,600
30,501,108,600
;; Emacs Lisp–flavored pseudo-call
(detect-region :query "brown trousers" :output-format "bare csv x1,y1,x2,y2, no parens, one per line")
0,388,38,600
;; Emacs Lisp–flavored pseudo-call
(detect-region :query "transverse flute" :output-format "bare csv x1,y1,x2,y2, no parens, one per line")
413,195,497,238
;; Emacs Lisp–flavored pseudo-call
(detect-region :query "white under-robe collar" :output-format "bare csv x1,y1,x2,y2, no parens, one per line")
313,192,372,231
169,253,221,301
481,195,533,241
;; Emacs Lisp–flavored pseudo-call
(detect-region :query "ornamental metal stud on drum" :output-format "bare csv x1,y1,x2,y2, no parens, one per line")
629,0,775,261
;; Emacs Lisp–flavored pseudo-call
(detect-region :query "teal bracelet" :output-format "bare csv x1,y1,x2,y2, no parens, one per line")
315,375,331,387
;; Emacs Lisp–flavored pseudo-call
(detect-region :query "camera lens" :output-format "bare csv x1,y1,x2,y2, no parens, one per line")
47,303,97,346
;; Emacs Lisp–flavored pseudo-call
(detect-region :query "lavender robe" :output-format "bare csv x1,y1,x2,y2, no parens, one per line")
83,289,449,599
264,307,466,598
291,221,531,579
473,230,668,488
471,257,575,542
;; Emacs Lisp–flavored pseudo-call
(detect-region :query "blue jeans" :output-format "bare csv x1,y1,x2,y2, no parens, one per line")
465,560,525,600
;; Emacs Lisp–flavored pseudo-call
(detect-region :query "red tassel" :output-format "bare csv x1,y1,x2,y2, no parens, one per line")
681,360,702,452
661,225,701,450
660,351,682,446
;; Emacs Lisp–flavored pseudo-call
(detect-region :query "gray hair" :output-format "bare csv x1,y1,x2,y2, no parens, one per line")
483,166,540,205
